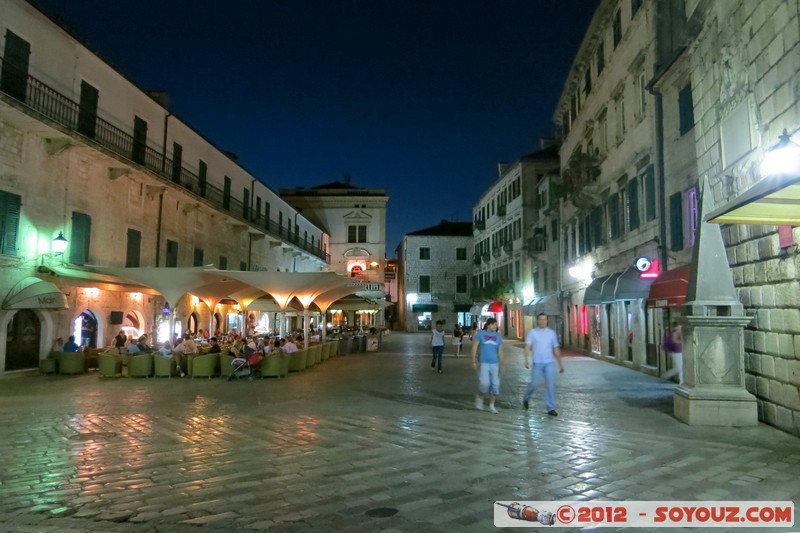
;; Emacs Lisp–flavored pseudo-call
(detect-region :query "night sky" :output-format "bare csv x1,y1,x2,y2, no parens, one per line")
30,0,599,254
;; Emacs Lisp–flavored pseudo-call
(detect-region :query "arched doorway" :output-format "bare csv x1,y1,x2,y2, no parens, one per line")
187,312,199,336
73,310,98,348
5,309,41,370
213,312,222,336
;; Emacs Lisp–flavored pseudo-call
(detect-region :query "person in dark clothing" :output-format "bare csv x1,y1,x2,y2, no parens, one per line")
208,337,222,354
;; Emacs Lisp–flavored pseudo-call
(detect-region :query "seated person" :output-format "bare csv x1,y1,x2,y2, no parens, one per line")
126,342,141,354
282,336,299,353
157,341,173,357
207,337,222,354
244,337,258,355
136,334,153,353
172,334,198,375
62,335,80,352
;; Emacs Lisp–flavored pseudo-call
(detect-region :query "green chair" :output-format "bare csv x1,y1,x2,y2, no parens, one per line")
98,353,122,377
190,353,217,379
58,352,86,375
153,355,175,377
128,354,154,377
329,340,339,358
260,353,287,378
39,354,58,374
321,342,331,360
219,353,236,378
305,346,316,368
288,348,308,372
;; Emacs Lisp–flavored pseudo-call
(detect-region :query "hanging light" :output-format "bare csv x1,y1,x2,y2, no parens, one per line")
760,129,800,178
52,232,68,254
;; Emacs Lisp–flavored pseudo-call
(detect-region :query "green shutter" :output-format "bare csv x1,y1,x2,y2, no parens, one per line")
670,192,684,251
171,143,182,183
69,211,91,265
223,177,231,210
644,166,656,221
243,188,250,219
126,228,141,267
132,116,147,164
1,30,31,102
166,240,178,267
628,178,640,230
193,248,204,267
77,81,99,138
198,160,207,198
0,190,21,256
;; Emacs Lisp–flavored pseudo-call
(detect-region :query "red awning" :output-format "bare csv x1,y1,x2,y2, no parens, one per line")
646,266,692,308
488,301,504,313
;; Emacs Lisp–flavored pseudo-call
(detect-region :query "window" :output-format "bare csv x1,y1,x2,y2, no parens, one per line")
669,192,684,251
456,275,467,293
608,194,620,239
348,225,367,243
198,160,207,198
419,275,431,293
631,0,642,16
223,176,231,210
193,247,204,267
636,72,647,117
584,68,592,96
683,187,699,248
551,219,558,241
69,211,91,265
255,196,262,222
126,229,141,267
562,111,571,136
627,178,640,231
242,188,250,219
678,83,694,135
615,95,626,140
240,261,247,271
598,109,608,154
644,167,656,222
165,240,178,267
1,30,31,102
77,81,99,139
596,42,605,75
171,142,182,184
0,190,21,256
612,10,622,48
132,116,147,164
456,248,467,260
218,255,228,270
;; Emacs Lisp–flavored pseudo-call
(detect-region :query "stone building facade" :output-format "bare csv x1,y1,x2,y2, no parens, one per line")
472,145,559,339
398,221,473,332
681,0,800,436
554,0,663,370
0,0,329,374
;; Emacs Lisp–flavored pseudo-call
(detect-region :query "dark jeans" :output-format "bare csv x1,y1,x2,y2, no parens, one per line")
431,346,444,370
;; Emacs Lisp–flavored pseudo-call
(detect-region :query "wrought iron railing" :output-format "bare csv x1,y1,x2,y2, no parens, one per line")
0,56,330,263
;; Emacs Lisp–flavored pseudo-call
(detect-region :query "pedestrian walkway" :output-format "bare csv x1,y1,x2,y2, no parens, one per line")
0,332,797,532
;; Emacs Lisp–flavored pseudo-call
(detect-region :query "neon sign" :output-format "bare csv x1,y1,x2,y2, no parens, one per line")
635,257,660,279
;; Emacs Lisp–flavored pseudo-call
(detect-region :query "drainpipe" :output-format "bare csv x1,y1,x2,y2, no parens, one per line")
247,233,253,271
155,189,165,266
654,93,669,269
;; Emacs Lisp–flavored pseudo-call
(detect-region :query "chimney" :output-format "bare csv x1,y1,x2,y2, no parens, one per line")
146,90,170,108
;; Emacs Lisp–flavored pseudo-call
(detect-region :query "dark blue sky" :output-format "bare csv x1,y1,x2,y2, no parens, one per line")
32,0,598,254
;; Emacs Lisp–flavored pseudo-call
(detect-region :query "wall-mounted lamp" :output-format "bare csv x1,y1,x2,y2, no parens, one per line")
130,292,142,302
760,128,800,178
52,232,69,254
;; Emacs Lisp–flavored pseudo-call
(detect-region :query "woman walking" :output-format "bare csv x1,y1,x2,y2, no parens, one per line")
430,320,446,374
452,323,464,357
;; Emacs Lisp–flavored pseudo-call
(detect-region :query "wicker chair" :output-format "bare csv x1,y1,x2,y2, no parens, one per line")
218,352,236,378
287,348,308,372
190,353,217,379
58,352,86,375
98,353,122,377
128,354,154,377
153,355,175,377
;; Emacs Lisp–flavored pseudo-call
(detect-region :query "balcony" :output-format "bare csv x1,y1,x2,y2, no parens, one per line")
0,55,330,264
474,219,486,231
503,241,513,254
473,255,482,266
481,252,491,263
497,204,507,217
492,247,502,258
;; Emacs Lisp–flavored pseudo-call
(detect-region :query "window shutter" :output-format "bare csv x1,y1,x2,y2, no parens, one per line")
69,212,92,265
0,190,21,256
126,228,141,267
644,166,656,221
669,193,684,251
628,178,640,230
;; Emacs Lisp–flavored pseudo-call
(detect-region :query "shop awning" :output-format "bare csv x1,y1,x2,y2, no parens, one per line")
469,304,484,315
614,266,655,300
706,173,800,225
583,275,610,305
533,294,561,316
3,277,67,310
647,265,692,308
488,301,504,313
412,304,438,312
600,272,622,302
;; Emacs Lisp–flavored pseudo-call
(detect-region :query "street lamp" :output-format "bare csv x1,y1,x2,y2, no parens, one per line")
52,232,68,255
760,128,800,178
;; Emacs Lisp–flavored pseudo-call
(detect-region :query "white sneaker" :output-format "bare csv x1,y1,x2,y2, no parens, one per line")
475,396,483,410
489,405,499,414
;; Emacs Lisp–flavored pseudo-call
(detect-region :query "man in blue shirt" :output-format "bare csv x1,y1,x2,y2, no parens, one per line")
471,317,504,413
62,335,80,352
523,313,564,416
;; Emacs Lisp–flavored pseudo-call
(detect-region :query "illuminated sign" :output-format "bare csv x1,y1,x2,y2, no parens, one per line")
635,257,660,279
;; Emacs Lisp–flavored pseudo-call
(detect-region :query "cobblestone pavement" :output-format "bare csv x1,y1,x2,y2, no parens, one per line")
0,333,798,532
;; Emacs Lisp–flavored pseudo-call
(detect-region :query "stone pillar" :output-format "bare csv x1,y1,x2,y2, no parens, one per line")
674,177,757,426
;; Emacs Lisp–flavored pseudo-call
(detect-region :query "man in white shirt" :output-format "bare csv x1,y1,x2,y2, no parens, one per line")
523,313,564,416
282,337,298,353
172,334,198,376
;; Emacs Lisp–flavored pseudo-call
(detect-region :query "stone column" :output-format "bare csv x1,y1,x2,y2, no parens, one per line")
674,177,757,426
